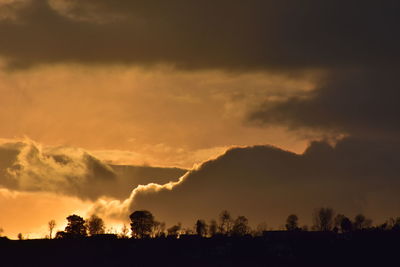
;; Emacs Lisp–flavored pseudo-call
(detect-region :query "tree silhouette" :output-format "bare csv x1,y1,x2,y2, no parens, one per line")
231,216,250,236
152,221,166,238
195,219,208,237
333,214,352,233
86,214,105,236
354,214,372,230
301,225,309,231
106,226,117,235
65,214,87,237
0,227,3,237
380,217,397,230
167,223,181,238
390,217,400,231
209,219,218,237
119,224,130,239
55,231,66,239
48,220,56,239
334,214,345,231
341,217,353,233
17,233,23,240
218,210,233,235
312,207,335,231
129,210,155,239
183,227,194,235
285,214,299,231
255,222,268,236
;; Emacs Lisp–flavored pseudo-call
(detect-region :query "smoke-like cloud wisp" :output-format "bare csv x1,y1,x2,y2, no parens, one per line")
0,138,187,201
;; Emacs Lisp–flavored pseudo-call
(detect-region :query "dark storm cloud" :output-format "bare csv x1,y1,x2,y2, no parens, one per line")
249,68,400,137
0,0,399,69
1,0,396,137
127,137,400,227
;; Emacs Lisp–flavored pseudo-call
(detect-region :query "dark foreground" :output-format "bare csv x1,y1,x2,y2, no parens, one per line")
0,231,399,267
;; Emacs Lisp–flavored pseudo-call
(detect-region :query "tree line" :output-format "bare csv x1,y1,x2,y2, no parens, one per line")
4,207,400,240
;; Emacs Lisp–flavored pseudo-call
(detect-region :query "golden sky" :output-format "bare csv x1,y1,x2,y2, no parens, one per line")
0,64,318,238
1,0,400,239
0,64,317,168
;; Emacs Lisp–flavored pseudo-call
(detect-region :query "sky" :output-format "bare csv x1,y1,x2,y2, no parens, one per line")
0,0,400,238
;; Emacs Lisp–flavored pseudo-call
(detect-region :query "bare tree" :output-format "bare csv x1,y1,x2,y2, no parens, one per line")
254,222,268,236
218,210,233,235
390,217,400,230
380,217,400,230
86,214,105,236
312,207,335,231
48,220,56,239
119,224,130,239
152,221,166,238
285,214,299,231
195,219,208,237
209,220,218,237
231,216,250,236
354,214,372,230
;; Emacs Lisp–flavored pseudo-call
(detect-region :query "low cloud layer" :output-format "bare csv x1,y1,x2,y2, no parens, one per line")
0,0,398,70
97,137,400,228
1,137,400,233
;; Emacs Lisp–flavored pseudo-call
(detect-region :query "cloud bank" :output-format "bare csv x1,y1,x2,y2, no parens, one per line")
96,137,400,228
0,0,398,70
2,137,399,233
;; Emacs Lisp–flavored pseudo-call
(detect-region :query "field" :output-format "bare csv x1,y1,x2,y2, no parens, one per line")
1,231,398,267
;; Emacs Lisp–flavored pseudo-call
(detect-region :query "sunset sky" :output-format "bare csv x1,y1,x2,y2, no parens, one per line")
0,0,399,238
